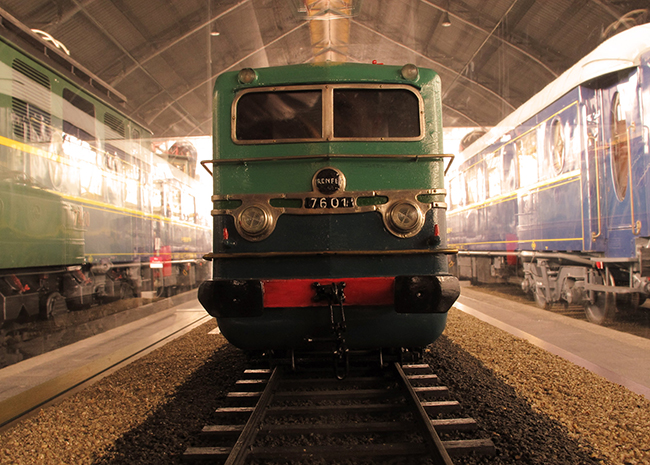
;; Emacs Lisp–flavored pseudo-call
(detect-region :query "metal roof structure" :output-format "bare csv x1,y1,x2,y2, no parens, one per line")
2,0,648,138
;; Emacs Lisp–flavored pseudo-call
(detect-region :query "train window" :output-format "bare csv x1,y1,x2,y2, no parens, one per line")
549,118,565,175
182,192,196,223
235,90,322,141
63,89,94,117
63,120,94,142
502,144,517,191
124,166,139,207
333,89,420,138
63,88,96,143
610,92,629,201
170,187,182,220
449,174,464,208
517,131,538,187
465,162,485,205
131,128,141,156
105,143,128,163
487,153,502,198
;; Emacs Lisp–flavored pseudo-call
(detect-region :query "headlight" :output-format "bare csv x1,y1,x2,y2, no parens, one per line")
387,201,423,237
238,205,271,237
401,63,419,81
238,68,257,84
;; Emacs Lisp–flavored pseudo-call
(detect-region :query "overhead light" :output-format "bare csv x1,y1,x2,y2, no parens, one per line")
210,31,220,36
32,29,71,55
441,11,451,27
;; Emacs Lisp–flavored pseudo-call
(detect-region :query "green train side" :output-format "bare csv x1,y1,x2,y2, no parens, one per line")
198,63,459,355
0,10,210,322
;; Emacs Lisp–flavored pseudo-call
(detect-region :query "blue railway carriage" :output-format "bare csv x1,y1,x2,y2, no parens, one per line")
199,63,459,358
0,9,210,322
447,24,650,324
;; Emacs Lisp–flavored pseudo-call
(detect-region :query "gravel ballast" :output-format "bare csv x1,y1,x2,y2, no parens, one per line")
1,308,649,464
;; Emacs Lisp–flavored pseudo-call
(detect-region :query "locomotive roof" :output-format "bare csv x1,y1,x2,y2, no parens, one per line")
214,62,437,90
457,23,650,164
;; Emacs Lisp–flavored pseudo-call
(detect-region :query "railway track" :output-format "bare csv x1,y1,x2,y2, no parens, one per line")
184,356,495,464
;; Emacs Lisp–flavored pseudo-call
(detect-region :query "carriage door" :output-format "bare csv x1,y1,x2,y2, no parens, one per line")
583,87,606,252
602,69,644,258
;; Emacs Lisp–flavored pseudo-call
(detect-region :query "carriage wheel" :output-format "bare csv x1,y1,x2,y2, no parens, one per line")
534,283,550,310
584,272,615,324
43,292,67,319
584,291,615,324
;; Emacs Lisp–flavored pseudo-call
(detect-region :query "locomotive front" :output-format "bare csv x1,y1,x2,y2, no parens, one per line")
199,63,459,355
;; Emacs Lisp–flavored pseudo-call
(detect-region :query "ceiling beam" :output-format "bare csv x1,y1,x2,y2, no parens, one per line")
149,21,310,133
419,0,559,79
67,0,203,130
108,0,251,87
350,19,516,111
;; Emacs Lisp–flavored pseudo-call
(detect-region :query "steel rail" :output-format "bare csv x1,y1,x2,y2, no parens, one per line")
395,362,454,465
224,366,282,465
186,358,496,462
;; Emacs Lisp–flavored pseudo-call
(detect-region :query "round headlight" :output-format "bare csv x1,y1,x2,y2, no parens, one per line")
388,201,422,235
238,68,257,84
401,63,419,81
238,205,270,236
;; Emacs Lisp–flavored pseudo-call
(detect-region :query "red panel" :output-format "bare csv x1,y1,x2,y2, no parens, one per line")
263,277,394,308
160,245,172,277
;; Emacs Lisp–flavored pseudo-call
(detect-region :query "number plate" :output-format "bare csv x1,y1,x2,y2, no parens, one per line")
305,197,355,209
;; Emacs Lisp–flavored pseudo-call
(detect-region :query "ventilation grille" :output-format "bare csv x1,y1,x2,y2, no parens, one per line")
104,113,125,138
12,98,52,142
12,59,50,89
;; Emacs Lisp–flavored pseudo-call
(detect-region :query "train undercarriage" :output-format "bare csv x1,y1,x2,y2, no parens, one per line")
452,250,650,324
0,259,208,323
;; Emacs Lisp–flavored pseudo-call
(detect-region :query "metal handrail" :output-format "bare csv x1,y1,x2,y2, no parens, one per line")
589,134,602,241
200,153,455,176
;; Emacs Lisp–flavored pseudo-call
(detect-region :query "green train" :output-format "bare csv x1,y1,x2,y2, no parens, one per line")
198,62,459,361
0,9,210,322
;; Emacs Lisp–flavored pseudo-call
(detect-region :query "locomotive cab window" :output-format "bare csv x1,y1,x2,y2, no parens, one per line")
333,88,420,138
235,90,322,141
233,85,423,143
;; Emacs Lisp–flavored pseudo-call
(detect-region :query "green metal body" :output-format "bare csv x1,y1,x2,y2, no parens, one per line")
0,25,210,321
204,62,456,351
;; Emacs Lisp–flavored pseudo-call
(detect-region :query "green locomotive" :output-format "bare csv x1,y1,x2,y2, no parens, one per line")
0,8,210,322
199,62,459,360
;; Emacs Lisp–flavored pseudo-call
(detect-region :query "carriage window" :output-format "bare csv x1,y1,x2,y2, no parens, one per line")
517,131,538,187
502,144,517,191
486,152,502,198
236,90,322,140
610,92,629,201
333,89,420,138
449,174,465,209
465,162,485,205
550,118,565,175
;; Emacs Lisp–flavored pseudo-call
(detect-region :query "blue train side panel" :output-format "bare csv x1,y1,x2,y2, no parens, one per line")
447,25,650,324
